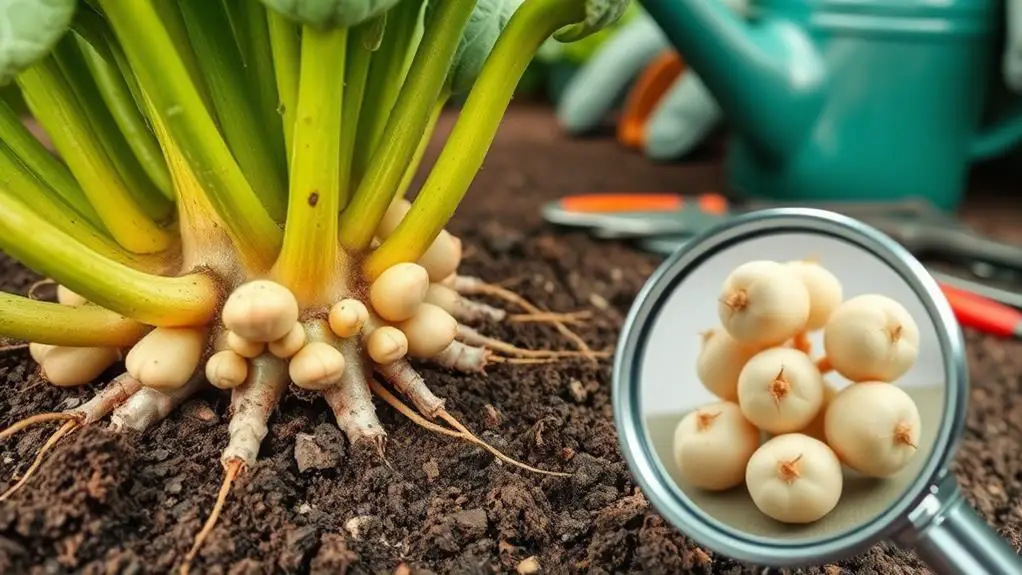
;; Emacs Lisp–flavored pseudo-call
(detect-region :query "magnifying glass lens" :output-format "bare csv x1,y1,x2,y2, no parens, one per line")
639,227,947,545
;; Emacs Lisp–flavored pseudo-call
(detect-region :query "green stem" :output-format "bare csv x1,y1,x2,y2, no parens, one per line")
393,90,447,202
267,11,300,164
0,196,218,327
353,0,425,182
178,0,287,222
339,23,375,206
0,293,149,348
150,0,216,116
76,37,175,201
366,0,586,279
98,0,282,270
339,0,475,253
52,38,173,223
0,98,103,228
273,26,348,306
0,140,132,265
226,0,287,170
16,57,172,254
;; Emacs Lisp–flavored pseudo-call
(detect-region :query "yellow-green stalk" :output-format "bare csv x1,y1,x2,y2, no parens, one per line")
366,0,587,278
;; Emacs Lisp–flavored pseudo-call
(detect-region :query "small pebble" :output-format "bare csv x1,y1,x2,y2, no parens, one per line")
344,515,374,540
588,293,609,310
568,379,587,403
517,556,540,574
165,478,183,494
181,400,217,423
294,432,342,473
422,460,440,483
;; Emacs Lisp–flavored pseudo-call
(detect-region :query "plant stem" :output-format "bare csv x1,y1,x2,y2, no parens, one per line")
0,98,103,229
150,0,216,115
225,0,287,169
98,0,282,269
353,0,425,182
339,0,476,253
366,0,586,278
142,90,243,275
0,140,132,265
17,58,172,254
0,198,218,327
267,11,300,164
52,39,174,224
0,293,149,348
393,90,447,202
273,26,348,306
339,23,375,204
76,37,175,202
177,0,288,222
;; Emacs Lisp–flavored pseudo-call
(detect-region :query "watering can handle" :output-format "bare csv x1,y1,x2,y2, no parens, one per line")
970,100,1022,161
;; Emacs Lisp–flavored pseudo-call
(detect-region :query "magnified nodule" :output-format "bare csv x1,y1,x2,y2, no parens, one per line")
745,433,843,524
824,381,922,477
717,260,810,347
672,401,760,491
823,294,920,383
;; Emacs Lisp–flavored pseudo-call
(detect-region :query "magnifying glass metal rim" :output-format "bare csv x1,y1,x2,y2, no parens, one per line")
612,207,968,568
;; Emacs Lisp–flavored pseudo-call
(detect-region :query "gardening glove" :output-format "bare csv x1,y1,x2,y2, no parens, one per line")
1004,0,1022,92
555,12,670,134
556,0,748,161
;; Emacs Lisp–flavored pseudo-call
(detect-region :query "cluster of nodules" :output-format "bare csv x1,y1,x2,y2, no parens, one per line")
207,262,461,392
673,258,923,525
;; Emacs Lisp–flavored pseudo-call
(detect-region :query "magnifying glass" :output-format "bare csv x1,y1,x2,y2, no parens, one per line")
612,208,1022,573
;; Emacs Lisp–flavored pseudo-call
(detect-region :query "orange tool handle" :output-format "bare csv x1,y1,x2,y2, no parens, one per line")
940,283,1022,338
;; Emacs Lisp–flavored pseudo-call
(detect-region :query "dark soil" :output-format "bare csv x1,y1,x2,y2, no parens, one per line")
1,106,1021,574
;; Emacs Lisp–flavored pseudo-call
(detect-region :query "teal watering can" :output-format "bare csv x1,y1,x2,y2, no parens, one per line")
639,0,1022,211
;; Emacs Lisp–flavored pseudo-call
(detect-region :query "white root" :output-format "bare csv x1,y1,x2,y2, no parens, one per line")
323,338,386,446
430,340,492,373
110,374,207,433
69,373,144,425
444,274,598,361
455,324,602,359
425,283,506,323
375,358,445,419
221,354,289,467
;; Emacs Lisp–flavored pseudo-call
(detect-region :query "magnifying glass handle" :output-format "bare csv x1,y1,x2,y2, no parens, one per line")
896,473,1022,575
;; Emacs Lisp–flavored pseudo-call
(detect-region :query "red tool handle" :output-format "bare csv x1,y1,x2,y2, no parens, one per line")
939,283,1022,338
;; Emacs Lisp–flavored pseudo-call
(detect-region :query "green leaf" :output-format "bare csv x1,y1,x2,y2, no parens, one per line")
432,0,521,95
553,0,630,43
0,0,77,85
256,0,402,28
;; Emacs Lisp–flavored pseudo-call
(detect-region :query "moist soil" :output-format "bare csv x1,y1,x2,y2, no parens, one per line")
1,106,1021,574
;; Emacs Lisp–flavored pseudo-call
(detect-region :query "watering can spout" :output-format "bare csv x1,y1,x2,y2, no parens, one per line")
640,0,824,157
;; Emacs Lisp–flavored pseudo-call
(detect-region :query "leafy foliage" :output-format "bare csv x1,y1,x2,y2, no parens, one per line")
554,0,629,43
256,0,402,28
0,0,76,85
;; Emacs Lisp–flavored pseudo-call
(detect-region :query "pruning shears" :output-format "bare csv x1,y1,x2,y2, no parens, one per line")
542,192,1022,339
